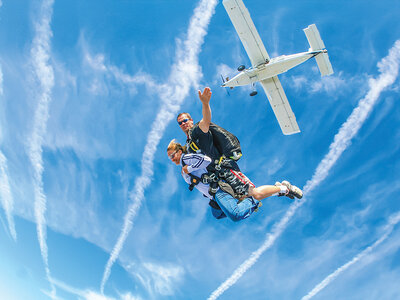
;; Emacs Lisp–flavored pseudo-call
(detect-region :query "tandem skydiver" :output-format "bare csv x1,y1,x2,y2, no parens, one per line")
167,140,302,222
175,87,303,206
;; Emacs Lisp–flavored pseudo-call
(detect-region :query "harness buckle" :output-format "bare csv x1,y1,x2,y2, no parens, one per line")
208,173,218,182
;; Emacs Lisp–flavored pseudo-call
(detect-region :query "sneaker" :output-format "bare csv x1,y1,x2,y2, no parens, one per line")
253,199,262,212
275,181,294,199
281,180,303,199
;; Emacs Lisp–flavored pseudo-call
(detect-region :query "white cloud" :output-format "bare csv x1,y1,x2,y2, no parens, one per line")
100,0,218,292
128,262,185,296
265,157,284,177
301,211,400,300
0,63,3,96
117,292,143,300
50,277,117,300
290,75,308,90
159,164,178,200
207,39,400,300
85,52,108,72
269,8,287,58
28,0,56,297
0,55,16,243
0,151,17,241
289,71,357,97
215,63,236,82
81,40,161,97
311,74,347,94
143,262,184,296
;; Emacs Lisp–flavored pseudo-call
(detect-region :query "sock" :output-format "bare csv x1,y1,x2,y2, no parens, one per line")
279,185,288,195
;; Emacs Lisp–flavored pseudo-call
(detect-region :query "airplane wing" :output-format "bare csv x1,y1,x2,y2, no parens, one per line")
260,76,300,135
223,0,269,67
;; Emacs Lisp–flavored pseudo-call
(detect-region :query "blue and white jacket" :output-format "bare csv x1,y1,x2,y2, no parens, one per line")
180,153,214,199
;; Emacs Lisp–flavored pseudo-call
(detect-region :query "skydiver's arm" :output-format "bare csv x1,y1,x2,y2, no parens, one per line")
181,153,212,173
182,165,189,174
198,87,212,133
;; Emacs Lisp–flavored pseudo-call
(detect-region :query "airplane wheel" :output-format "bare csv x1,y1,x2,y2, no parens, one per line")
237,65,245,72
250,91,257,96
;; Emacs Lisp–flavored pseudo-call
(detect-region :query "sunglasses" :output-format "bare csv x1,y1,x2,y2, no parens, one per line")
178,118,190,125
168,150,178,160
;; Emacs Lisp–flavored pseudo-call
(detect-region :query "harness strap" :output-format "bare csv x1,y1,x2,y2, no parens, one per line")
189,141,200,153
188,174,202,191
209,199,221,210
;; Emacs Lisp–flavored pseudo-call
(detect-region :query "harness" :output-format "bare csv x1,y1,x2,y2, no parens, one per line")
181,156,223,210
183,125,253,207
182,152,249,200
181,159,220,193
188,139,242,162
188,140,201,153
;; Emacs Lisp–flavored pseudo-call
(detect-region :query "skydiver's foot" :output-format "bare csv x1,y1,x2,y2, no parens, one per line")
254,201,262,212
275,181,293,199
281,180,303,199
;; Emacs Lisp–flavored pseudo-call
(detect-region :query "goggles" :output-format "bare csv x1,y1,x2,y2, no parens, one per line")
168,150,178,160
178,118,190,125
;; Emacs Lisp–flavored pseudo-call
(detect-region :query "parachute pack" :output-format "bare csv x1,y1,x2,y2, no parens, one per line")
188,122,242,161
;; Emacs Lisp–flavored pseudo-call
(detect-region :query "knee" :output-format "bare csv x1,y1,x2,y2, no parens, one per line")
228,214,242,222
251,190,262,201
223,208,242,222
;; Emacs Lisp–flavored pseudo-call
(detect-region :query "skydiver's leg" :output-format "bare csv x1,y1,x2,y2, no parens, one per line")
214,189,260,222
248,185,287,201
210,206,226,219
275,181,303,199
222,169,295,201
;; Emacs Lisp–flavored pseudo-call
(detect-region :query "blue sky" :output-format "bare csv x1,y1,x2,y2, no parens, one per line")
1,0,400,299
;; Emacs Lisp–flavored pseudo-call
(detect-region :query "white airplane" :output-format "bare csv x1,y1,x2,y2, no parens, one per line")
222,0,334,135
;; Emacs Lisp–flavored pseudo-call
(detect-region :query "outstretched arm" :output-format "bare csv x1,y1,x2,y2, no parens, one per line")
198,87,212,133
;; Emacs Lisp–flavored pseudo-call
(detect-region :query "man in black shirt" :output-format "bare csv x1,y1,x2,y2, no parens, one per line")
177,87,221,160
176,87,303,201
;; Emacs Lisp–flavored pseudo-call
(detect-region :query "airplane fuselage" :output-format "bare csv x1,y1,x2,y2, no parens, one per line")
222,50,326,88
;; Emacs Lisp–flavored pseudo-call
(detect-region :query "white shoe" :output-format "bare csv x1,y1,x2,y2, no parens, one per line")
281,180,303,199
275,181,293,199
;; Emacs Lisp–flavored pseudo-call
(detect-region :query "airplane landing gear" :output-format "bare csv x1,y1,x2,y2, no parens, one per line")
250,82,257,96
237,65,245,72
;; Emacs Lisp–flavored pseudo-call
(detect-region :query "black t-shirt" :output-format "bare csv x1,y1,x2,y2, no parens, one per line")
187,123,221,160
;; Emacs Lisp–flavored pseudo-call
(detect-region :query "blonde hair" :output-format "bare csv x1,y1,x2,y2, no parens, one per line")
167,139,187,153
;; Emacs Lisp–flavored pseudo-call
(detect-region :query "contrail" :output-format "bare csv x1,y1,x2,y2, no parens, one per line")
100,0,218,293
0,152,17,241
301,212,400,300
50,277,115,300
28,0,56,297
208,40,400,300
0,62,3,96
0,58,17,241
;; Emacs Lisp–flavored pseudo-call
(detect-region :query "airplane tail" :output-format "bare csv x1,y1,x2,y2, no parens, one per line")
303,24,334,77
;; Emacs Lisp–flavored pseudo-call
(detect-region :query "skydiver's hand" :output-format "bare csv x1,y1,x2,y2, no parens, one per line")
198,87,212,133
182,165,189,174
198,87,212,105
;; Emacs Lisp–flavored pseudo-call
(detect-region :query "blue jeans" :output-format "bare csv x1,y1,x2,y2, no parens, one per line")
211,207,226,219
213,189,260,222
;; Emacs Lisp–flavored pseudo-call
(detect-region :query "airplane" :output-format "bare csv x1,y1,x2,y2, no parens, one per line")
222,0,334,135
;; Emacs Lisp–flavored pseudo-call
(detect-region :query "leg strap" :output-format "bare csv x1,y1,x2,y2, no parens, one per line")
217,181,238,198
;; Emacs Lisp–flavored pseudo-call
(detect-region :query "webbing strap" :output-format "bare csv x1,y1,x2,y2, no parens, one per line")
188,174,201,191
189,141,199,152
